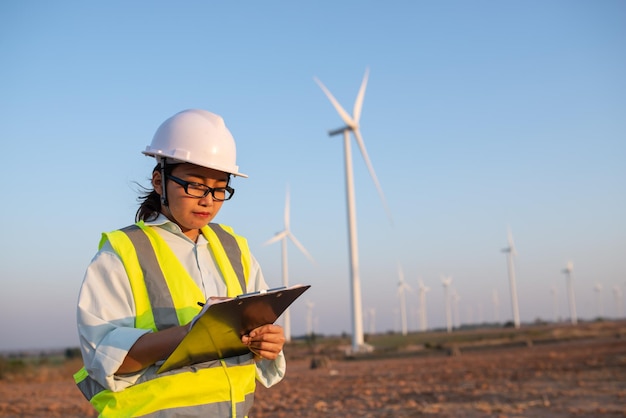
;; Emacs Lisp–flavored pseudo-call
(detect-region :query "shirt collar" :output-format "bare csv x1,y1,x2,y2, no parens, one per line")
143,213,208,244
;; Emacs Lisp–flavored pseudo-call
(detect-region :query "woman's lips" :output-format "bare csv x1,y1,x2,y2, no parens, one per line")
193,212,211,218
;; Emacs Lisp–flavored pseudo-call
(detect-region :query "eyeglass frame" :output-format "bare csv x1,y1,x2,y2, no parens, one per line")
166,174,235,201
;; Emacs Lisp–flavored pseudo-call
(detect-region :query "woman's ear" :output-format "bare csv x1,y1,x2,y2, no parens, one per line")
152,170,162,197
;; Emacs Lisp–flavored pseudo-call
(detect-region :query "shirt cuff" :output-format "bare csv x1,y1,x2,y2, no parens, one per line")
92,327,152,392
255,350,286,388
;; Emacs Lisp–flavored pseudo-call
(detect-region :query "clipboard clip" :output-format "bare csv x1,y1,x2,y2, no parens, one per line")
235,286,287,299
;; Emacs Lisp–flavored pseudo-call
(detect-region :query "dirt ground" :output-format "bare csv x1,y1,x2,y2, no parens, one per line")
253,337,626,417
1,334,625,417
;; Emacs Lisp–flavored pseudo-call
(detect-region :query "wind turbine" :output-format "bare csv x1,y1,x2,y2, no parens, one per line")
613,285,623,318
441,276,453,333
368,307,376,334
397,265,411,336
550,285,560,323
417,279,430,331
492,289,500,323
466,305,474,325
263,185,315,342
453,289,461,329
501,228,520,329
562,261,577,325
305,300,315,336
477,303,484,324
594,283,603,318
314,68,391,353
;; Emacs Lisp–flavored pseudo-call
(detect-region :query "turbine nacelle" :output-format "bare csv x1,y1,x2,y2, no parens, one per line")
502,227,517,256
328,126,355,136
562,261,574,274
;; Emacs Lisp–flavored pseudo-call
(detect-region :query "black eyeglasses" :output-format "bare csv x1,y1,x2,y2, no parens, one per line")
166,175,235,201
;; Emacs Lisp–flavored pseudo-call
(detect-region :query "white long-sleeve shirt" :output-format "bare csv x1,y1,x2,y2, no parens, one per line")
76,214,285,392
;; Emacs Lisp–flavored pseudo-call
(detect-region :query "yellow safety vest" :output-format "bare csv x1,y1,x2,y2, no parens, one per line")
74,222,257,417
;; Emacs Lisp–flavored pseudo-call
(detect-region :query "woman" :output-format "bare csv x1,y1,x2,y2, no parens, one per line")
75,109,286,417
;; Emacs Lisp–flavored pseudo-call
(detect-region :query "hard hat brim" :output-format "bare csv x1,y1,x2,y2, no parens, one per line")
142,151,248,178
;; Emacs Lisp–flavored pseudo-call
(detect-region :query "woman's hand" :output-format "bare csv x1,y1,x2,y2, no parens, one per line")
241,324,285,361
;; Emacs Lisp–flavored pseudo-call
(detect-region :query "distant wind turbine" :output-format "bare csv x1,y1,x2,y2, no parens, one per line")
613,285,623,318
477,303,484,324
562,261,577,325
594,283,603,318
305,301,315,336
550,285,560,323
315,68,391,353
441,276,453,333
263,185,315,342
397,265,411,336
501,228,520,328
417,279,430,331
368,308,376,334
453,289,461,329
492,289,500,323
466,305,474,325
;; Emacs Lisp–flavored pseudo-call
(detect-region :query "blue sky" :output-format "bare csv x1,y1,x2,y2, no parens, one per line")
1,1,624,351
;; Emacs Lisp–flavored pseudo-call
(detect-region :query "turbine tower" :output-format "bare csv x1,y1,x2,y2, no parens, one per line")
397,265,411,336
314,68,391,353
417,279,430,331
492,289,500,323
613,285,623,318
368,307,376,334
562,261,577,325
263,185,315,342
441,276,453,333
550,285,560,323
502,228,520,329
594,283,603,318
305,301,315,336
453,289,461,329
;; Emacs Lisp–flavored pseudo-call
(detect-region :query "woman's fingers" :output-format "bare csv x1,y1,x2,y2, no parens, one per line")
242,324,285,360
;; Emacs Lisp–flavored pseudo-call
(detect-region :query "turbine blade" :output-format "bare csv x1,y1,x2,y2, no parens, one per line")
314,77,356,128
353,128,393,223
353,68,369,123
284,186,291,229
263,230,288,246
287,232,316,264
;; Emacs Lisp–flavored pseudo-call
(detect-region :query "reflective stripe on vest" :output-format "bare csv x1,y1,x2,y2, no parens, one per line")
120,224,180,329
75,222,256,417
203,223,251,298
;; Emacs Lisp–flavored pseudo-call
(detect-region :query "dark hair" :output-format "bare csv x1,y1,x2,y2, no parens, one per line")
135,163,175,222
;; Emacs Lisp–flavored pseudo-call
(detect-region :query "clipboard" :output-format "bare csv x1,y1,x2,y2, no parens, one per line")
157,284,310,373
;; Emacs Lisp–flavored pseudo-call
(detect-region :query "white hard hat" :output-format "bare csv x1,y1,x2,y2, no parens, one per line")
143,109,247,178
